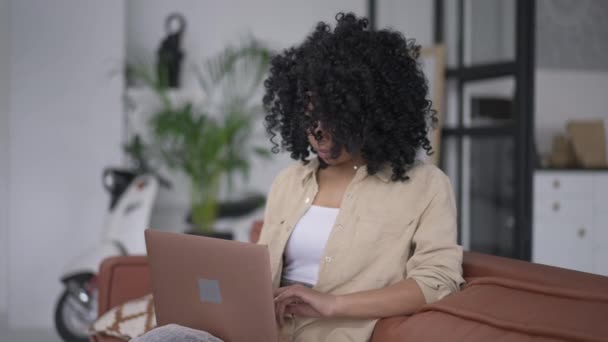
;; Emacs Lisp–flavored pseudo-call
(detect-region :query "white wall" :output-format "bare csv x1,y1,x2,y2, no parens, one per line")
535,69,608,156
0,0,10,317
8,0,124,329
127,0,368,75
377,0,433,47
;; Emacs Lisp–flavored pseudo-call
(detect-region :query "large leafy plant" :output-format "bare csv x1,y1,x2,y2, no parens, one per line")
131,38,272,233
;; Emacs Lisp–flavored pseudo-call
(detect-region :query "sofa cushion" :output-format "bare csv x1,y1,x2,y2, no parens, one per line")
90,294,156,341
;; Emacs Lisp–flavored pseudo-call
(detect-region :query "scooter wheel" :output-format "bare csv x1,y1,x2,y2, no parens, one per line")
54,279,97,342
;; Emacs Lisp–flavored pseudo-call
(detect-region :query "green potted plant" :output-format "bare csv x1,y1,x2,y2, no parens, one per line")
131,38,272,235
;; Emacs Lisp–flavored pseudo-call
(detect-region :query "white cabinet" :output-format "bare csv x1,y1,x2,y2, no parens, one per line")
533,171,608,275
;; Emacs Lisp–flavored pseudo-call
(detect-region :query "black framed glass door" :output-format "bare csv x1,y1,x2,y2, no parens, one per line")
435,0,535,259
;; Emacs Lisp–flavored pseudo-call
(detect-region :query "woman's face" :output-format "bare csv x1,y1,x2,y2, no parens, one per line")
307,122,354,166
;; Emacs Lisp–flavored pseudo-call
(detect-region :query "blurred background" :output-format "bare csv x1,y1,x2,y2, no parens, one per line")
1,0,607,341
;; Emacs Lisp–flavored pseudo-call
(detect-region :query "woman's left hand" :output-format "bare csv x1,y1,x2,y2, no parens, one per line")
273,284,339,327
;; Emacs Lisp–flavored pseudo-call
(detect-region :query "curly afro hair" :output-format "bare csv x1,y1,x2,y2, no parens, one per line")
263,12,436,181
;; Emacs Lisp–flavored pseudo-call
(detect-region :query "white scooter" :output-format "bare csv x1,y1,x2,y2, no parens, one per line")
54,168,159,342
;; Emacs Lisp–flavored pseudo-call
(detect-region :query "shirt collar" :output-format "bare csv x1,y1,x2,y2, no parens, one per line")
300,157,392,185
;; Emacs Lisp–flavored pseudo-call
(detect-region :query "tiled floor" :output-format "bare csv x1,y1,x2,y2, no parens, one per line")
0,313,63,342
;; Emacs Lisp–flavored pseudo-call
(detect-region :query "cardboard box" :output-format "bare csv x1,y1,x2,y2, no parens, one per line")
549,134,577,168
566,120,607,168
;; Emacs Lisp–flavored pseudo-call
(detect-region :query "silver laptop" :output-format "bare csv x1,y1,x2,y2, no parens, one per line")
144,229,278,342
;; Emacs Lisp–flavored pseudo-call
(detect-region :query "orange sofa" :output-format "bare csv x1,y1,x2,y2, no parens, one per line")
91,225,608,341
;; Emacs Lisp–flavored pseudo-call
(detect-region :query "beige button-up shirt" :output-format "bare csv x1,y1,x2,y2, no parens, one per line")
257,158,464,342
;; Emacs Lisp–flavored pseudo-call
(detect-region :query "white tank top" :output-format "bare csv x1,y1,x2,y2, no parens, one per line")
282,205,339,286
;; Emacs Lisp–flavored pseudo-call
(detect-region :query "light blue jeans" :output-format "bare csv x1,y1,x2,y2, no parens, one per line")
131,324,223,342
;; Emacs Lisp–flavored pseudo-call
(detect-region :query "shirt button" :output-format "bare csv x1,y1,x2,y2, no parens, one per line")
324,256,332,263
335,224,343,230
346,193,353,199
305,197,310,204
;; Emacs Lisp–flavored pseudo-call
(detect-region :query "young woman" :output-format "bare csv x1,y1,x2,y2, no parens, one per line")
135,12,463,342
259,12,463,341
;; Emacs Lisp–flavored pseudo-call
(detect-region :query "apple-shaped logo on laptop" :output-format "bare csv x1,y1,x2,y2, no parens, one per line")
198,278,222,304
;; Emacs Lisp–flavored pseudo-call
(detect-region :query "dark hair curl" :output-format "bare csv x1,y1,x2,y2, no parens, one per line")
263,12,436,181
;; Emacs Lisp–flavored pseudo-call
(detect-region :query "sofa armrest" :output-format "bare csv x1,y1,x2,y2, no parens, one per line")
97,255,151,316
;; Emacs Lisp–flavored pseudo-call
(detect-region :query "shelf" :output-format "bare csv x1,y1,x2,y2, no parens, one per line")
536,168,608,173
